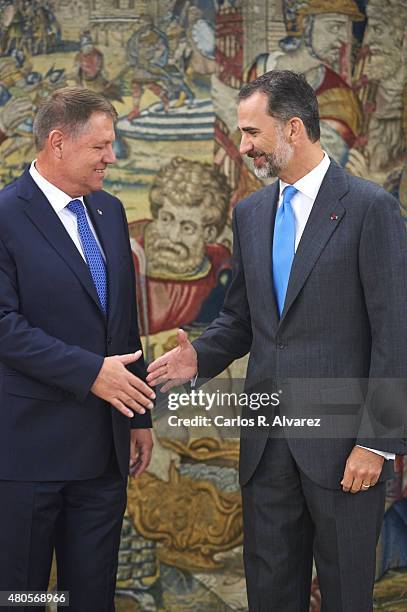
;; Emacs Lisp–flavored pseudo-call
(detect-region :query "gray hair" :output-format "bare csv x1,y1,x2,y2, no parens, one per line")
33,86,118,151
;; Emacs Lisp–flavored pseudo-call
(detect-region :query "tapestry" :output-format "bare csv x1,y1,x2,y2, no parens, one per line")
0,1,406,610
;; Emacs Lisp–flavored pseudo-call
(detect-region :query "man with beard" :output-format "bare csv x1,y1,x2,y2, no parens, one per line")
247,0,363,87
147,70,407,611
129,157,231,335
245,0,364,166
359,0,407,172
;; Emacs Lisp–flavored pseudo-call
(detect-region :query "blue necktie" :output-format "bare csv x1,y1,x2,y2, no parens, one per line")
67,199,108,314
273,185,298,316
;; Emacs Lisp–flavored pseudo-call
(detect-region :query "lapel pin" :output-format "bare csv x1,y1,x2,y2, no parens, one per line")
330,213,338,221
97,209,103,215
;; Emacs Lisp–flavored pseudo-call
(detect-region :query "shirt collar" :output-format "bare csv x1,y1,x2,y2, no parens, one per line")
29,160,84,213
279,152,331,201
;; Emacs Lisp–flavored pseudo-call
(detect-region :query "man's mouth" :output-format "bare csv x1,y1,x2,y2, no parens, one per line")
251,154,266,167
95,169,105,174
157,243,188,257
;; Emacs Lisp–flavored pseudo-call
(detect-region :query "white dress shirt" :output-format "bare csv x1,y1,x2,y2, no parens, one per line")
278,152,394,461
29,161,106,261
279,152,331,252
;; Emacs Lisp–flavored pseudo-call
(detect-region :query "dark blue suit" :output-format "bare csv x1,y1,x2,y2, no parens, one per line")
0,168,151,610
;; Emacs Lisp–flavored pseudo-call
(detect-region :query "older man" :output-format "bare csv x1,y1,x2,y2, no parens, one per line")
0,87,154,611
130,157,231,335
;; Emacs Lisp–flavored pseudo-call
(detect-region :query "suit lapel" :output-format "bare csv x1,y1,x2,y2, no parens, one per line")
19,170,105,318
251,182,280,330
279,160,348,324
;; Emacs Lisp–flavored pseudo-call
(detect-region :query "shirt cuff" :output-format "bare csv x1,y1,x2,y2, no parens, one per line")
190,372,198,388
357,445,395,460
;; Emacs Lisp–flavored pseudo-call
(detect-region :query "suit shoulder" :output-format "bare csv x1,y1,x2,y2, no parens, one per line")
344,172,400,213
346,172,392,201
234,181,278,217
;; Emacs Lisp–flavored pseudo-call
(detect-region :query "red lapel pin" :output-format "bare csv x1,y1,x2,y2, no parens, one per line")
330,213,338,221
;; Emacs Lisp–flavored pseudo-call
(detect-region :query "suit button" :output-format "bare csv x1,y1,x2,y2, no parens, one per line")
278,342,285,349
107,336,112,345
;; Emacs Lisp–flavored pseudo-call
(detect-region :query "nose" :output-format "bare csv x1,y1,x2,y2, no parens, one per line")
338,31,348,45
168,222,181,243
104,144,116,164
364,28,373,45
239,133,253,156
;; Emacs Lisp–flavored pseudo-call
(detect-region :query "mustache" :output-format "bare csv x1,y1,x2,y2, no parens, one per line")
152,239,189,257
247,150,266,159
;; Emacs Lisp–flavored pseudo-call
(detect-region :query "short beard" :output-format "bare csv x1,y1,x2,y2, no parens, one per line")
251,129,294,179
364,49,402,81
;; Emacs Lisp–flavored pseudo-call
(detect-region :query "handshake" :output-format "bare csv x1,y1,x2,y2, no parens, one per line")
91,329,197,417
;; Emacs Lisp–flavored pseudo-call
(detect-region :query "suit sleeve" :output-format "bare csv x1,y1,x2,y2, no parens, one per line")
118,201,152,429
357,189,407,455
192,206,253,379
0,233,103,401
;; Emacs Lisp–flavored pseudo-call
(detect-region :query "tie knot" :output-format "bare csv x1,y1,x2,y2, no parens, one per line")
282,185,298,205
67,199,85,216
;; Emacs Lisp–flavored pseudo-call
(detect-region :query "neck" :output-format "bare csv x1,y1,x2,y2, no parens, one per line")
279,144,324,184
35,157,80,197
35,157,60,187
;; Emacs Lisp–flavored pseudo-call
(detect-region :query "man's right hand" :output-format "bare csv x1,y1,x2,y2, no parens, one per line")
146,329,197,392
91,350,155,418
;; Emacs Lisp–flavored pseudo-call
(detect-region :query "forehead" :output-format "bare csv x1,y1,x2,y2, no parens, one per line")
158,198,203,218
75,112,115,141
366,14,386,26
314,13,350,25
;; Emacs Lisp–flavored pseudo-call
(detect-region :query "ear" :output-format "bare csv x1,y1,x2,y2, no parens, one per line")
286,117,304,143
203,225,217,242
48,129,65,159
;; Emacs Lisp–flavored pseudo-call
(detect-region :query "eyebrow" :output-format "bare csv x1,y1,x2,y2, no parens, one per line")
238,126,260,133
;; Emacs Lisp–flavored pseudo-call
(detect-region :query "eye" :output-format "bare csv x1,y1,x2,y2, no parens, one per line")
93,146,103,150
182,221,197,235
159,211,174,223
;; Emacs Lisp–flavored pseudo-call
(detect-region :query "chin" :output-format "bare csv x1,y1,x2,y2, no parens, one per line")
92,181,104,192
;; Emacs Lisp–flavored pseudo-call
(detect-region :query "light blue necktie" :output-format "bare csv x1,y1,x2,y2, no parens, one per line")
67,199,108,314
273,185,298,316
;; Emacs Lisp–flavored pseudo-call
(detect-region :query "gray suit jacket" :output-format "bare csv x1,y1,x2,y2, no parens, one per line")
193,160,407,488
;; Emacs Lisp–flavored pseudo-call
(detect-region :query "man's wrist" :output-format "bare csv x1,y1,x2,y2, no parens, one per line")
356,445,395,460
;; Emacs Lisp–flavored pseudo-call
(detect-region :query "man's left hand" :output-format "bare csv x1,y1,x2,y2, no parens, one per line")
129,429,153,479
341,446,384,493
